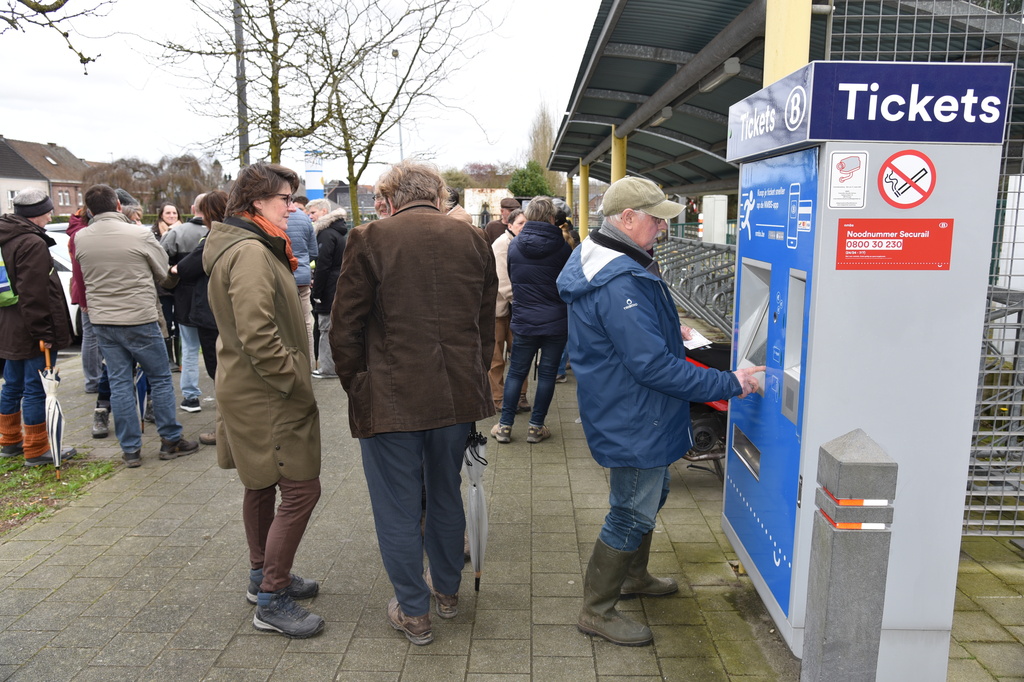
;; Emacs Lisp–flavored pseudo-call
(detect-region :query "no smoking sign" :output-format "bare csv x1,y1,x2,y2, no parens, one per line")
877,149,936,209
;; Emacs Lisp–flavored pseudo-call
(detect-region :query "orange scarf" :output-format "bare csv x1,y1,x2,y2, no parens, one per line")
241,211,298,272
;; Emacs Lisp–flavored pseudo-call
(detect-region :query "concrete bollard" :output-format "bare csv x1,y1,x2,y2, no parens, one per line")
800,429,898,682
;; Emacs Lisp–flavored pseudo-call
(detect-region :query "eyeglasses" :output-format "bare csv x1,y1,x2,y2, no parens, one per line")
273,193,294,203
636,210,667,226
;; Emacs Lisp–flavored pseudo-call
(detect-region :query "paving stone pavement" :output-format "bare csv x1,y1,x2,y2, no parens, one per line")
1,350,1022,681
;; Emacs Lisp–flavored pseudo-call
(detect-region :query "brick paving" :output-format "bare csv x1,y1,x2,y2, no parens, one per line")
0,351,1021,681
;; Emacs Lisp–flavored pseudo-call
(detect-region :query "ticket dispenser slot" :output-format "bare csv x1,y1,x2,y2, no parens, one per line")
736,257,771,396
782,269,806,425
732,424,762,479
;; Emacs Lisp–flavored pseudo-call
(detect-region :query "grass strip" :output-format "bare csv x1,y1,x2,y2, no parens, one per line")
0,455,117,537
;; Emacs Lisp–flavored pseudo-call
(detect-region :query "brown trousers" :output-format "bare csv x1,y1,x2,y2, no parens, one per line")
243,476,321,593
489,315,528,404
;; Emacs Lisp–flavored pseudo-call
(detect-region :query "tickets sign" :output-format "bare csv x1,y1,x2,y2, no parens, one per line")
727,61,1012,162
836,217,954,270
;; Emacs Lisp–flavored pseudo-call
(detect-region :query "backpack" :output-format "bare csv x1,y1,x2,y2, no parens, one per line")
0,244,17,307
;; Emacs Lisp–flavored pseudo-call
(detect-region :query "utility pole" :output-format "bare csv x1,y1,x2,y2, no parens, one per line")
392,49,404,161
234,0,250,167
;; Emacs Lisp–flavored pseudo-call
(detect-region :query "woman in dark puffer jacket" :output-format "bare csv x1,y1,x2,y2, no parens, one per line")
490,196,571,445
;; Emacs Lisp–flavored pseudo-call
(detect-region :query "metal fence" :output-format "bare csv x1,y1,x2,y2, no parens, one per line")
656,236,737,335
829,0,1024,535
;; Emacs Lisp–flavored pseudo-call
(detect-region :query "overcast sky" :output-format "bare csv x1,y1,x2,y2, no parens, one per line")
0,0,601,186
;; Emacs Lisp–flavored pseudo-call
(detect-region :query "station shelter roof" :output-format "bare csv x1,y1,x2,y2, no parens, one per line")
548,0,824,197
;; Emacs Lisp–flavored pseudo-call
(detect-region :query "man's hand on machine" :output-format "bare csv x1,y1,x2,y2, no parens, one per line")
733,366,764,398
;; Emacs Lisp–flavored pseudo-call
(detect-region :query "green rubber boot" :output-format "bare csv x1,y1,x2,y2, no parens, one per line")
577,539,654,646
621,531,679,597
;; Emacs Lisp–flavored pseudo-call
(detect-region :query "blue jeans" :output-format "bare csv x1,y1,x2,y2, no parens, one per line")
81,310,104,392
178,324,201,400
599,466,671,552
92,322,182,453
557,347,569,376
1,352,52,425
500,333,567,427
359,423,470,617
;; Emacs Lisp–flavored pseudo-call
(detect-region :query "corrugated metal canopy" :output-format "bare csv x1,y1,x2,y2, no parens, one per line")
549,0,830,196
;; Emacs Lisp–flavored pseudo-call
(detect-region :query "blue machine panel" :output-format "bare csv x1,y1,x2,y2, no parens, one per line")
725,147,818,616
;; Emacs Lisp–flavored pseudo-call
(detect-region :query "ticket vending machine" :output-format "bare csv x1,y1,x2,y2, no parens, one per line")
722,61,1012,679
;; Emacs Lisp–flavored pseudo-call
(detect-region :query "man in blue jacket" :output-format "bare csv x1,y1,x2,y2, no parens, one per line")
557,177,762,647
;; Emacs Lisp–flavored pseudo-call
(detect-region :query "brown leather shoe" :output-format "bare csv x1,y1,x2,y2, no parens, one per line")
199,432,216,445
387,597,432,645
517,395,531,413
424,569,458,619
159,437,199,460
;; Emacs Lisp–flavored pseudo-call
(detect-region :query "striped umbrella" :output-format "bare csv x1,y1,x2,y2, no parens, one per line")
463,428,489,591
38,343,65,480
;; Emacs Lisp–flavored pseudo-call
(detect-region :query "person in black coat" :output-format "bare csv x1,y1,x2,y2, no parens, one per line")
309,205,348,378
171,190,227,446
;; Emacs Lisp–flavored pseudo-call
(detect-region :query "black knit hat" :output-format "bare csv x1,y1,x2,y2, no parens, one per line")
115,188,139,207
13,188,54,218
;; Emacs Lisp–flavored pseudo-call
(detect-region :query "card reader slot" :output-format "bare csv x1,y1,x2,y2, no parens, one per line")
732,424,761,480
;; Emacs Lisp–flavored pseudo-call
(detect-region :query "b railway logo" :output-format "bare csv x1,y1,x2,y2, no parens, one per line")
784,85,807,132
877,149,936,209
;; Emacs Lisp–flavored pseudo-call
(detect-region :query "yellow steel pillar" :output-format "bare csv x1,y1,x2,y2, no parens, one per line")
566,173,574,219
764,0,812,86
579,163,590,240
610,125,628,182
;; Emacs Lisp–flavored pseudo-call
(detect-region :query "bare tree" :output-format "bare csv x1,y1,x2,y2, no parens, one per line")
160,0,365,165
526,104,564,197
159,0,490,186
460,162,516,189
308,0,493,223
83,154,224,214
1,0,113,72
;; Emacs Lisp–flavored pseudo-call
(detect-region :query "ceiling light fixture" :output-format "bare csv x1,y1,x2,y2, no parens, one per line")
699,57,741,94
650,106,674,127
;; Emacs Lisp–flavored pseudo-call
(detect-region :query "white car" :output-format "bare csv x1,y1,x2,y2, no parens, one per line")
45,224,82,343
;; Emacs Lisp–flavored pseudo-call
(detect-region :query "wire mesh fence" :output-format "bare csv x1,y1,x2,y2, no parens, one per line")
656,237,737,334
829,0,1024,535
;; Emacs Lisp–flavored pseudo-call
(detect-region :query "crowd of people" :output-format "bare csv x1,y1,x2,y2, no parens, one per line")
0,162,762,648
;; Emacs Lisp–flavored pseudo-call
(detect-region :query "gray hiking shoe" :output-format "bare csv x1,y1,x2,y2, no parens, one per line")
92,408,110,439
246,568,319,605
253,590,325,639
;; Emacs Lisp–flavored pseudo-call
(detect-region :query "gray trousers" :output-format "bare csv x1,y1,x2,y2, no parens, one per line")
359,423,470,616
316,313,334,375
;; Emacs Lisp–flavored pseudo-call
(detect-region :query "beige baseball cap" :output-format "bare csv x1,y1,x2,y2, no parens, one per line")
601,177,683,220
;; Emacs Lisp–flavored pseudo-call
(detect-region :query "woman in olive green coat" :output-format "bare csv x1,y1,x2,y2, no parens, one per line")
203,162,324,640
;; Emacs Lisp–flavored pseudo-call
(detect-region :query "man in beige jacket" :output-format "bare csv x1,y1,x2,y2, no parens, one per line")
75,184,198,468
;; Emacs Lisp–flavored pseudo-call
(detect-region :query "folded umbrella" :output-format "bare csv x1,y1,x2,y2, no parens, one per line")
38,342,64,481
134,366,149,432
463,427,489,591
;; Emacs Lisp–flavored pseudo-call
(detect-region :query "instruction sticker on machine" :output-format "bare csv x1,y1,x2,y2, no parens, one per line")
828,152,868,208
836,218,954,270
